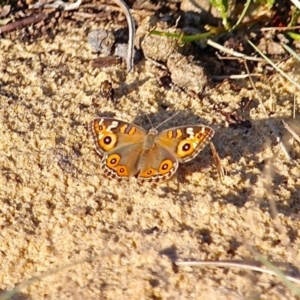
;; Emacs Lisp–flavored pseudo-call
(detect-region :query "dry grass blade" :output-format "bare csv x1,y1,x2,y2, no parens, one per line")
30,0,82,10
176,260,300,286
255,253,300,296
231,0,251,31
114,0,135,72
260,25,300,31
282,121,300,143
0,258,92,300
280,43,300,61
212,73,262,80
30,0,135,72
248,40,300,91
243,61,291,160
207,39,264,61
289,0,300,10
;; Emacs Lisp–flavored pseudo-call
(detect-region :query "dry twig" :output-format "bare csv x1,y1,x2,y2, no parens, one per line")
0,13,47,34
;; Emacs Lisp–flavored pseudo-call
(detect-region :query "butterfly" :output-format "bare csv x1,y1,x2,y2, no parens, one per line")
89,117,214,183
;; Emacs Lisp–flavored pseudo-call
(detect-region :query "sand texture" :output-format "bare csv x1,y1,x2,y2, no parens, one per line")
1,13,300,300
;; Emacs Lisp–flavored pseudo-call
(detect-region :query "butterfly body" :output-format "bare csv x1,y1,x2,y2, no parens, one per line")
90,117,214,183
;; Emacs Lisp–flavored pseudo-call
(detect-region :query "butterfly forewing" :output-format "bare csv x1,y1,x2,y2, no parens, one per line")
157,125,214,163
90,118,147,179
90,118,146,156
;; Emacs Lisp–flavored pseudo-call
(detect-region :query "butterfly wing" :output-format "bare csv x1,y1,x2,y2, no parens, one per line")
156,125,214,163
90,118,147,179
90,119,214,182
136,142,179,183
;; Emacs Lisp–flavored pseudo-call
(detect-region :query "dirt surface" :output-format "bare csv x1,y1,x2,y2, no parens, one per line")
1,1,300,299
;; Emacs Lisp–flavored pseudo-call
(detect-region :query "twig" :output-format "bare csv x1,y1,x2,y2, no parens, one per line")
210,142,225,178
114,0,135,72
0,13,47,34
92,57,122,68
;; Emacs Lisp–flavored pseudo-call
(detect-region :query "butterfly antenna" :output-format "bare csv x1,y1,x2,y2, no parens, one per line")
146,114,154,128
155,112,180,129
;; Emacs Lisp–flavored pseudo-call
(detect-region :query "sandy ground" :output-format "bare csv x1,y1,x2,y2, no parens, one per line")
1,15,300,300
